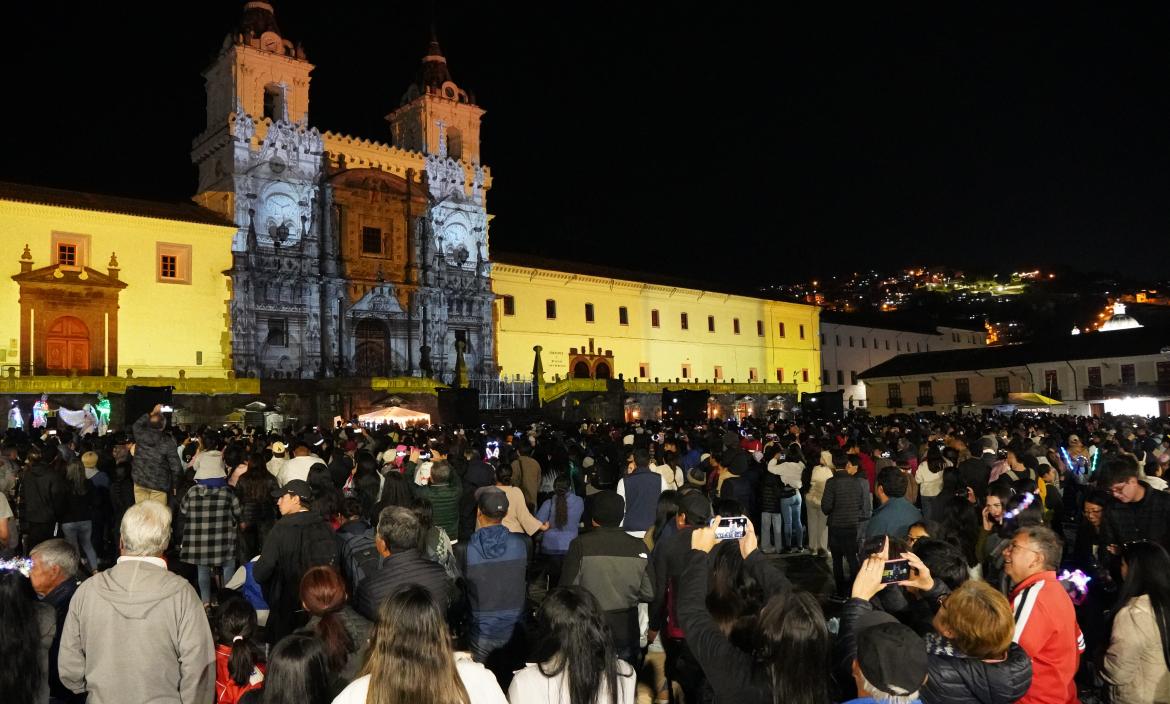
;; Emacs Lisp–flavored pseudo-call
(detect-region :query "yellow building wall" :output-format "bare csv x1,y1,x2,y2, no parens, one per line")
491,263,822,394
0,200,237,377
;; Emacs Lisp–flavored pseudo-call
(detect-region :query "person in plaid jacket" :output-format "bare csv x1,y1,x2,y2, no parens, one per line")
181,479,242,606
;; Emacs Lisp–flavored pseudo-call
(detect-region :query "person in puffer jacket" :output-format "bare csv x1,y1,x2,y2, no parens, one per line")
130,406,183,505
920,580,1033,704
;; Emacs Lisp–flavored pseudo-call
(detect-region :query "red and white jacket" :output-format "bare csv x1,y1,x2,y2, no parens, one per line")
1010,571,1085,704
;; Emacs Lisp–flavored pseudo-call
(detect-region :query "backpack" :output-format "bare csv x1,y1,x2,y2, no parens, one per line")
339,527,381,592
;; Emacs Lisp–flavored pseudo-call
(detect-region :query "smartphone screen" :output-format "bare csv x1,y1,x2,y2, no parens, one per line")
713,516,748,541
881,559,910,584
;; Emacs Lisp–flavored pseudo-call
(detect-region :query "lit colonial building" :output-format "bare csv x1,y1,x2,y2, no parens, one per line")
190,2,494,381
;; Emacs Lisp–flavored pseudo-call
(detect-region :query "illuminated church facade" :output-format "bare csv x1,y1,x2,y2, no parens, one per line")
191,2,494,382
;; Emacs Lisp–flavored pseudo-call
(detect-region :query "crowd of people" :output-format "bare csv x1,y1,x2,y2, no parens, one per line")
3,401,1170,704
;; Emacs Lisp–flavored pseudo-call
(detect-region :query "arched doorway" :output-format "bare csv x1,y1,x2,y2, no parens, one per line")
46,316,89,372
594,362,610,379
353,319,389,376
572,361,591,379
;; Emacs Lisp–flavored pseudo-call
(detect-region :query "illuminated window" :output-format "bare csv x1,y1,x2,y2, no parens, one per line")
58,243,77,267
584,303,595,323
733,318,740,335
680,313,689,330
707,316,715,332
502,295,515,316
619,307,629,325
546,300,557,319
156,242,192,284
362,227,382,254
51,232,90,268
160,255,177,279
651,310,660,328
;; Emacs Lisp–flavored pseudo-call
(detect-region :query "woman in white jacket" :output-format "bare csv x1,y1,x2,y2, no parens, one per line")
508,586,636,704
804,450,835,556
1103,541,1170,704
331,585,506,704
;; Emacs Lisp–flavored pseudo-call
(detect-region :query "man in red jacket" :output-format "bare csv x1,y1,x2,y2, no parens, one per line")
1004,525,1084,704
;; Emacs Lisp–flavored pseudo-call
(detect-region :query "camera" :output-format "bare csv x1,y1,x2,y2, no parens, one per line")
160,405,174,413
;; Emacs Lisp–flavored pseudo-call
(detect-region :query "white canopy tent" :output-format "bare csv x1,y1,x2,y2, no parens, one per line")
352,406,432,426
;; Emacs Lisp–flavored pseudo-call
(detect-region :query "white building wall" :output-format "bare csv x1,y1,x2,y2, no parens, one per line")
819,322,985,408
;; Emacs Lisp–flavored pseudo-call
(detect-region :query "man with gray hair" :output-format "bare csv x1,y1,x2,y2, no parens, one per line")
58,501,214,704
353,505,452,619
1004,525,1083,704
30,539,82,703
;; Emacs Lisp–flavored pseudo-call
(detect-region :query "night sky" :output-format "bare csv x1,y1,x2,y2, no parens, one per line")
2,3,1167,284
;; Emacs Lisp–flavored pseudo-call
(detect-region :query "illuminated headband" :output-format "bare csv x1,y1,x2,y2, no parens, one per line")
1058,568,1092,605
1002,492,1036,522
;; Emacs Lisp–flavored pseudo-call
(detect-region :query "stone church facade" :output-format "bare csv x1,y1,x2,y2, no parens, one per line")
190,2,494,382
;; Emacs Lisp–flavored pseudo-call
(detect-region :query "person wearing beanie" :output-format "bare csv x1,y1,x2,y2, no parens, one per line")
561,490,653,663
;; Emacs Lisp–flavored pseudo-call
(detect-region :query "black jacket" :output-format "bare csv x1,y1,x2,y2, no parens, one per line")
1107,482,1170,548
676,549,791,704
353,547,453,621
821,470,871,528
130,414,183,492
921,642,1033,704
254,509,340,642
648,525,696,633
20,463,68,524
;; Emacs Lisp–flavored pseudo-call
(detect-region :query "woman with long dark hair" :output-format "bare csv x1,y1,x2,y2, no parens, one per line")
0,566,56,704
331,584,506,704
679,518,828,704
646,490,680,551
61,457,100,570
535,475,585,570
296,565,370,684
236,453,278,561
509,586,635,704
213,596,266,703
916,445,948,522
238,635,330,704
1103,541,1170,704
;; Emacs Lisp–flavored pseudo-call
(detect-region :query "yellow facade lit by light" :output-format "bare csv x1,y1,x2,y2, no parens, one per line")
492,261,822,393
0,198,237,377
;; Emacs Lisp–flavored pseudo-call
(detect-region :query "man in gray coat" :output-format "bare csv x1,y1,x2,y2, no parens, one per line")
59,501,214,704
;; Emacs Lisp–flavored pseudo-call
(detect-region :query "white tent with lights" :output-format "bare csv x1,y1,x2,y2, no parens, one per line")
355,406,431,426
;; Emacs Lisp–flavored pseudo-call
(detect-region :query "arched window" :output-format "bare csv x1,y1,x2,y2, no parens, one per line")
572,361,591,379
594,362,610,379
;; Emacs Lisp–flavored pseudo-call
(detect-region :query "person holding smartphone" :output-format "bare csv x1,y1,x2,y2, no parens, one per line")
129,404,183,506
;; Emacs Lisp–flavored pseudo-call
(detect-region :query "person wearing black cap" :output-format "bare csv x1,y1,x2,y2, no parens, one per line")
845,610,929,704
253,479,340,643
456,487,530,681
560,490,654,665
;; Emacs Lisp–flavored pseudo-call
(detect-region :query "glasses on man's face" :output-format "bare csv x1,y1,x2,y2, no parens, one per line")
1004,542,1040,556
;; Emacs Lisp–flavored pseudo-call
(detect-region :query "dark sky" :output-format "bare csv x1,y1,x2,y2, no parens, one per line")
2,3,1167,283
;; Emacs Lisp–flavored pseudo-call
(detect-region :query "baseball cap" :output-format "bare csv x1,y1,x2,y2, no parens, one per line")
271,441,287,455
591,491,625,527
677,492,712,522
854,610,928,697
477,488,509,520
272,479,313,501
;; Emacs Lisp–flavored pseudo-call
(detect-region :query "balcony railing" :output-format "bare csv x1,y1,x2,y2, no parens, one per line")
954,392,972,405
1084,382,1170,401
916,395,935,406
886,397,903,408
